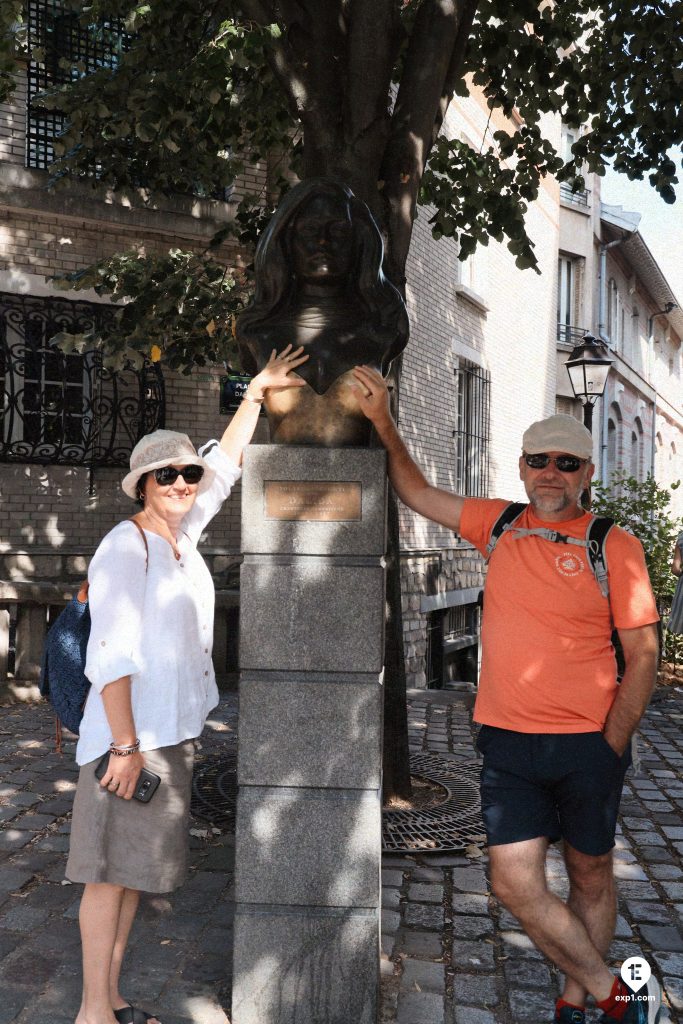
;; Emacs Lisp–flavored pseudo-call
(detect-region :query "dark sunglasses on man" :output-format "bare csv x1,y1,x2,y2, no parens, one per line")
154,465,205,486
523,453,588,474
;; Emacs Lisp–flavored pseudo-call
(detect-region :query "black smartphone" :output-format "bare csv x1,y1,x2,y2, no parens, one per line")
94,751,161,804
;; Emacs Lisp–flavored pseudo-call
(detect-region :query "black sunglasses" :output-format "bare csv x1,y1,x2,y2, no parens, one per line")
154,465,205,486
524,453,587,473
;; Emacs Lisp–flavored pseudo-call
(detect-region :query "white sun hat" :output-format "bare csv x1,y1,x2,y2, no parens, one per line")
121,429,216,499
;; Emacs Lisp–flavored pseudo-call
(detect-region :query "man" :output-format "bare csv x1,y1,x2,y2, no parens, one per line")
352,365,661,1024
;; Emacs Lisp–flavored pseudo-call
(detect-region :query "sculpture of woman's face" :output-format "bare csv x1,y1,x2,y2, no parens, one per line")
290,193,355,287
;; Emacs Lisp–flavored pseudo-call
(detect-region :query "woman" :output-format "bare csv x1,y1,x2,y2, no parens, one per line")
66,345,307,1024
669,530,683,635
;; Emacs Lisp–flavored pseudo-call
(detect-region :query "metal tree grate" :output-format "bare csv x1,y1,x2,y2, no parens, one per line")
382,753,484,853
191,747,484,854
190,748,238,829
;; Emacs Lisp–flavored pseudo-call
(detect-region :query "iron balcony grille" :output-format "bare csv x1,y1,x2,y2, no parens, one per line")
455,362,491,498
557,323,590,346
560,182,590,208
0,292,164,467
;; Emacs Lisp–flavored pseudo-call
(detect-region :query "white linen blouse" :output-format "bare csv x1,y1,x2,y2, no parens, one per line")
77,442,241,766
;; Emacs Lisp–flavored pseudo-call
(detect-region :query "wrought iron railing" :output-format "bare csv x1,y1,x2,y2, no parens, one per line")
557,323,589,346
0,292,164,468
560,182,590,207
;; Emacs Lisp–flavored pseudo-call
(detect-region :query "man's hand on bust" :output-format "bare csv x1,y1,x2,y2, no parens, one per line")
351,365,393,428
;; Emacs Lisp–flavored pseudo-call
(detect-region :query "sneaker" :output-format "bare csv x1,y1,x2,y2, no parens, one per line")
555,1008,586,1023
599,975,662,1023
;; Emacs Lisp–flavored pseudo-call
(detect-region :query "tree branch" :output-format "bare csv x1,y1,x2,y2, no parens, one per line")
380,0,479,282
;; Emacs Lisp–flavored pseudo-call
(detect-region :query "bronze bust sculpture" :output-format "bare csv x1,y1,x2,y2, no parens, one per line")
237,178,409,446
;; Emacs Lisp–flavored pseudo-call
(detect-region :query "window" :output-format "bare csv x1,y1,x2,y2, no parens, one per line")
455,361,491,497
607,279,621,350
556,257,585,343
19,316,87,447
26,0,126,170
1,292,164,467
630,417,644,481
607,402,622,484
555,397,583,423
557,257,573,344
426,603,481,689
608,419,617,473
562,126,577,164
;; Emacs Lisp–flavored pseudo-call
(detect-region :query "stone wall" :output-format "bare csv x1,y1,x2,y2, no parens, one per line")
400,548,486,688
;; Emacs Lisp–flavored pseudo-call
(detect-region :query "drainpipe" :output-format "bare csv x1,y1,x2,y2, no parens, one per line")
648,313,657,480
598,236,631,482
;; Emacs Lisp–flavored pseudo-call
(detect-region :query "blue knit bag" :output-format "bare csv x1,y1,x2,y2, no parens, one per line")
39,521,149,742
39,588,91,736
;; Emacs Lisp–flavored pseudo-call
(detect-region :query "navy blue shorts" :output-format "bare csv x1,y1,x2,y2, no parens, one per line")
476,726,632,856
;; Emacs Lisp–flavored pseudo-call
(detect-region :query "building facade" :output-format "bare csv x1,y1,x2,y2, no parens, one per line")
555,160,683,522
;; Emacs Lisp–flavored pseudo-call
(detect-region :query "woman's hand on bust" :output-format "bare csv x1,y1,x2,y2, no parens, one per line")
246,345,309,401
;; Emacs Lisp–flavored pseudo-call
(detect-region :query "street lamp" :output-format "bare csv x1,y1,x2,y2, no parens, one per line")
564,333,613,433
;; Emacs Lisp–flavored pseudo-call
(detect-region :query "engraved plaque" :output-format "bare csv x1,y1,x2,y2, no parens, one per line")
264,481,362,522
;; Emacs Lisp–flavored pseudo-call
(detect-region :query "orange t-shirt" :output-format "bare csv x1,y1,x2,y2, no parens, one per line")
460,498,659,733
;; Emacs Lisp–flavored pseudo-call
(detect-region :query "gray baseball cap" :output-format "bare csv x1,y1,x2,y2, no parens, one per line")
522,414,593,460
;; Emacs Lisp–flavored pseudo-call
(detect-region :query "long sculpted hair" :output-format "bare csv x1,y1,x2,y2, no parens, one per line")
237,177,409,372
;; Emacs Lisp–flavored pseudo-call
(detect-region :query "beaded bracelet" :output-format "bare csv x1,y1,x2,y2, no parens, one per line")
243,391,264,404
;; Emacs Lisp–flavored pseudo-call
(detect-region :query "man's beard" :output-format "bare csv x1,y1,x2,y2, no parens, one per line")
528,487,575,515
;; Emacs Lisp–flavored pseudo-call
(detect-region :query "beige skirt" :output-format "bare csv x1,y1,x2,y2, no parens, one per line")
66,740,195,893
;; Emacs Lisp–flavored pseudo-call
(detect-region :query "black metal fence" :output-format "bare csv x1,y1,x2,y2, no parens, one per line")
0,292,164,467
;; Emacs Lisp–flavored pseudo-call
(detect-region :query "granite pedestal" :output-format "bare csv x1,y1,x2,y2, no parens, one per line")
232,445,386,1024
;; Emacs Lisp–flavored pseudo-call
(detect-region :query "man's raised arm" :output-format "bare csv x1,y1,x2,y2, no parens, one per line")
352,365,464,534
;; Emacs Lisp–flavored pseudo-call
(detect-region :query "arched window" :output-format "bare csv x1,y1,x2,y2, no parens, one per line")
607,402,622,486
607,419,617,477
633,417,644,480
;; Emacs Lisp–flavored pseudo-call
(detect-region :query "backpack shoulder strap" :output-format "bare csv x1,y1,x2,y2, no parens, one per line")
586,515,615,600
486,502,527,560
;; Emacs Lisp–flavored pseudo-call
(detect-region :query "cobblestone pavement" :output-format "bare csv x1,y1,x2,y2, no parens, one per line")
1,687,682,1024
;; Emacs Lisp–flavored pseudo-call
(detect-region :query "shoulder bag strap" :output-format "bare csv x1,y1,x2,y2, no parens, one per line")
128,517,150,573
